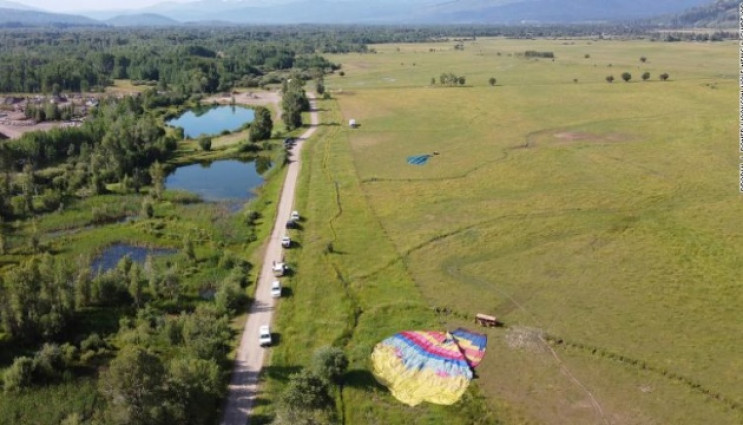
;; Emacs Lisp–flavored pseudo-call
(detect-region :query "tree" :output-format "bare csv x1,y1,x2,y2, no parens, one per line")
149,161,165,200
311,346,349,384
621,72,632,82
99,346,166,425
642,72,650,81
315,78,325,95
166,357,222,425
660,73,670,81
249,106,273,142
274,369,335,425
128,263,145,308
640,56,647,63
183,234,196,262
488,77,496,86
606,75,614,83
215,275,244,313
458,76,466,86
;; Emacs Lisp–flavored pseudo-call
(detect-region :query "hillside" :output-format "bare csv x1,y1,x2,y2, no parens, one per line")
129,0,714,24
664,0,738,27
0,7,102,26
106,13,180,26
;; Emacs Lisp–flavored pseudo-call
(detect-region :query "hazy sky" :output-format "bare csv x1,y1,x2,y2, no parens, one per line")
20,0,195,12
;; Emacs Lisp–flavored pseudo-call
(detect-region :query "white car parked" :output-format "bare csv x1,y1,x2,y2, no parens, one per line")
271,280,282,298
281,235,291,248
290,210,300,221
259,325,272,346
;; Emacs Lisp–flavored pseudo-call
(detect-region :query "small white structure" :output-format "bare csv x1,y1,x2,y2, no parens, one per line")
349,118,357,128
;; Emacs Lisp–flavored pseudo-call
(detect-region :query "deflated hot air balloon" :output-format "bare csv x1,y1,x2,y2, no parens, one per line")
370,328,487,406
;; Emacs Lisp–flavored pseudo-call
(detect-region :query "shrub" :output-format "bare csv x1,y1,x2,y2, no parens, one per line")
33,343,64,382
4,356,34,392
141,198,154,218
81,333,105,352
198,137,212,151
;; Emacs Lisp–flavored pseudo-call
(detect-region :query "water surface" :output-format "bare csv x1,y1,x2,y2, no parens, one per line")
165,159,268,202
92,243,176,273
167,105,254,138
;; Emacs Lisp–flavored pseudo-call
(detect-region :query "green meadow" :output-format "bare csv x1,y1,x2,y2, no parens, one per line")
262,38,742,424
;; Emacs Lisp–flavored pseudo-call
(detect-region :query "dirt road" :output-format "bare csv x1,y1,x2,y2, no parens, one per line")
220,94,319,425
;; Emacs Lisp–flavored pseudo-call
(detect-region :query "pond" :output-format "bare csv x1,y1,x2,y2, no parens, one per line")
92,243,176,273
166,105,255,138
165,158,270,202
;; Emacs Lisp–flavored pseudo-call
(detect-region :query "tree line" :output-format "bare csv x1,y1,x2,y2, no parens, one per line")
0,27,340,94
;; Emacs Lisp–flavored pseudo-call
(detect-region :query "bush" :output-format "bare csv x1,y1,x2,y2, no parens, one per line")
4,356,34,392
621,72,632,82
198,137,212,151
81,333,105,352
141,198,154,218
33,343,64,382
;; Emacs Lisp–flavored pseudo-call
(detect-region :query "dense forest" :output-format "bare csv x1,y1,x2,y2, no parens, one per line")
0,27,341,93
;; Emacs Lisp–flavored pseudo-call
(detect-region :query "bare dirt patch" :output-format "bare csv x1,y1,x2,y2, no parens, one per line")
553,131,631,143
203,89,282,120
505,326,547,353
0,120,75,140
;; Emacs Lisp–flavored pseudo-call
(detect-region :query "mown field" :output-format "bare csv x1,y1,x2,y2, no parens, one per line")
262,37,742,424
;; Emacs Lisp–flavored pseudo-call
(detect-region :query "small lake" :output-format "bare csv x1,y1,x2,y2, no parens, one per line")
92,243,176,273
167,105,255,138
165,158,269,202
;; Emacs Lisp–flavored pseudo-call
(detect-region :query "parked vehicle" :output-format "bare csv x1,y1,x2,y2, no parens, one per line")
271,280,282,298
290,210,300,221
259,325,272,346
281,235,291,248
272,261,286,277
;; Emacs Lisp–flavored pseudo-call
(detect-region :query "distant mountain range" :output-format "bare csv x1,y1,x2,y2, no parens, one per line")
106,13,180,27
661,0,738,27
0,7,102,26
0,0,722,26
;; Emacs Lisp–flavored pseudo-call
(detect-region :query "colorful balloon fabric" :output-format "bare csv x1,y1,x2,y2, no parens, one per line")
370,328,487,406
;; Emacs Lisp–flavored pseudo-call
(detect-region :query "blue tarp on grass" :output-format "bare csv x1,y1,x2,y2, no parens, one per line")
407,154,432,166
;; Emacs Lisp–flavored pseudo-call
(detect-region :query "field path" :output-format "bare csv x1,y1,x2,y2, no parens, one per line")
220,93,319,425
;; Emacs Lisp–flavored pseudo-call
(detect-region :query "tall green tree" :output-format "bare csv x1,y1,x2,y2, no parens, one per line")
99,346,167,425
149,161,165,200
249,106,273,142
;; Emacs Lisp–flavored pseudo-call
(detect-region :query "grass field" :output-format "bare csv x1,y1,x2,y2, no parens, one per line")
261,37,742,424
